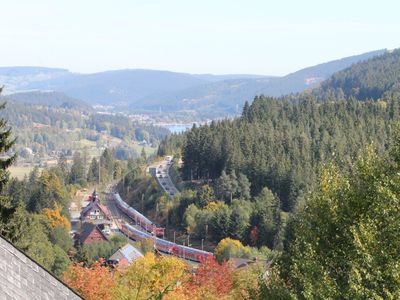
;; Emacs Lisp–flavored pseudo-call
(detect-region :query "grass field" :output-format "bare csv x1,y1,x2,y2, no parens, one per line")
131,142,157,156
9,166,40,179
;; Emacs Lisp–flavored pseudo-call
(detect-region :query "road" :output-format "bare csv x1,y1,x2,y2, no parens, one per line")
150,156,179,197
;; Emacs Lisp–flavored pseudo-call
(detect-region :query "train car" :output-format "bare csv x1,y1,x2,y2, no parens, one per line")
172,244,213,262
116,193,212,262
114,193,164,236
120,223,152,241
121,222,212,262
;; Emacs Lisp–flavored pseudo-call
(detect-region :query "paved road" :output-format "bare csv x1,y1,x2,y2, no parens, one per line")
150,156,179,197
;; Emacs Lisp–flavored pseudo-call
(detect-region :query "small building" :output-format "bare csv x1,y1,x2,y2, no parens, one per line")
80,190,112,233
108,244,143,267
148,167,157,176
75,223,109,246
230,257,257,270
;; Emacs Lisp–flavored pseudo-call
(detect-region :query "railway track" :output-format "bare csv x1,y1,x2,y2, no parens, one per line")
102,157,213,263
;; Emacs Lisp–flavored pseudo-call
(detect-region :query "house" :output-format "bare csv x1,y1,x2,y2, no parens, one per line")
139,139,148,146
108,244,143,267
75,222,109,246
230,257,257,270
148,167,157,176
80,190,112,233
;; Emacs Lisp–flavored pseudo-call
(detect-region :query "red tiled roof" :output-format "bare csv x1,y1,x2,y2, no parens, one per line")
76,223,108,245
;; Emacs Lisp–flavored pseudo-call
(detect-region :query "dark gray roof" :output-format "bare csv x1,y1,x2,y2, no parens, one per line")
80,198,111,220
0,235,82,299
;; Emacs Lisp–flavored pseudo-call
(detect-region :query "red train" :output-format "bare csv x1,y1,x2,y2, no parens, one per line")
114,193,165,237
120,223,213,262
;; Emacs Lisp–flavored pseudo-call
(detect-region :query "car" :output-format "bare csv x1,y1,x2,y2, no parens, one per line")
170,193,174,196
162,182,167,185
165,187,169,190
102,228,111,235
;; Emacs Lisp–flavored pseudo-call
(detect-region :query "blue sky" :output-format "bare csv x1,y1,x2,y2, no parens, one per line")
1,0,399,75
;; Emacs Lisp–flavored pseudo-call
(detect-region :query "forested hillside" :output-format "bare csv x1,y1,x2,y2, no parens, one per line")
157,50,400,256
0,49,385,119
139,49,386,113
161,96,398,211
1,100,168,164
314,48,400,101
1,91,92,110
153,48,400,298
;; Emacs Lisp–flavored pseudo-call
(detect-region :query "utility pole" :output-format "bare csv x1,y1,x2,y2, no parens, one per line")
98,157,101,186
201,238,204,251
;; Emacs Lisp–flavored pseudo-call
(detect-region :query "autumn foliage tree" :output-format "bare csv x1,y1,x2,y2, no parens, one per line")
180,256,234,299
63,260,115,300
113,253,187,300
214,237,251,263
42,203,71,231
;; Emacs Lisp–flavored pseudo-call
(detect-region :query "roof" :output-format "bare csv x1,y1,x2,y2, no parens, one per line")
89,219,112,225
76,223,108,245
230,257,256,269
80,192,111,220
0,235,82,299
109,244,143,265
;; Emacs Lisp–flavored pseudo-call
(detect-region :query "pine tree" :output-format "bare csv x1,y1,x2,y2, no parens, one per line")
87,158,99,183
0,91,18,238
69,151,86,185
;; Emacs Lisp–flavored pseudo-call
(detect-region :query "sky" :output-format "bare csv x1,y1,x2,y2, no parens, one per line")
0,0,399,76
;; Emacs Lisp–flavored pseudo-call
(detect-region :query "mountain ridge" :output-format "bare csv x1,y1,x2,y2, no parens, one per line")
0,48,388,117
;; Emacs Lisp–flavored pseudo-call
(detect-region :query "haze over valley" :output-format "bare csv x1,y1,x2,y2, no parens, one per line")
1,49,386,120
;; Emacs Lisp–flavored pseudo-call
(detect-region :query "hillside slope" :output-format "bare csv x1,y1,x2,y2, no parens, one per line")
136,49,386,112
0,49,387,117
313,49,400,100
2,91,92,111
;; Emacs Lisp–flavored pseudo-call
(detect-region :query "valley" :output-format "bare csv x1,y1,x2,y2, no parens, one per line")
2,47,400,299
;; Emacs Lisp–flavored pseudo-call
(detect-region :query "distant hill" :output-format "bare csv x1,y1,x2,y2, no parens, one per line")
136,49,387,113
312,49,400,101
1,91,92,111
0,49,387,117
0,67,70,93
29,69,212,105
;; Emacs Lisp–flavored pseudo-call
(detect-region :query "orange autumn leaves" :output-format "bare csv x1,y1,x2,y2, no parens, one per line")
63,260,114,300
63,253,236,300
180,255,233,299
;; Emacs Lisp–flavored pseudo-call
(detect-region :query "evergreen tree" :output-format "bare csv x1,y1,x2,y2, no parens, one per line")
250,187,281,248
69,151,86,185
0,95,18,239
87,157,99,183
237,173,251,199
56,153,69,184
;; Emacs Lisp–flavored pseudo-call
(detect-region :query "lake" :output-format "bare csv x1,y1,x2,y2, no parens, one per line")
163,124,193,134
